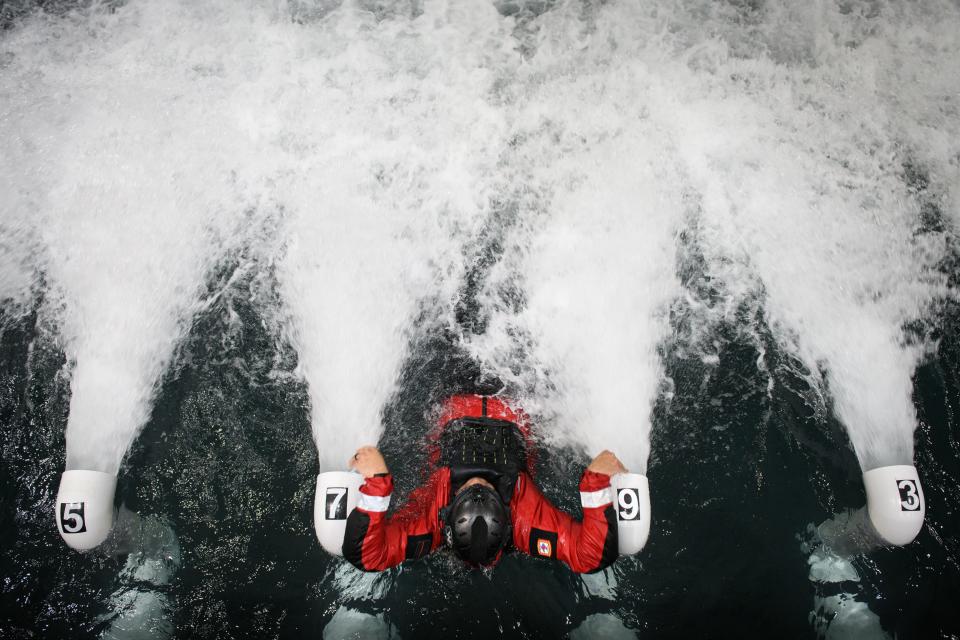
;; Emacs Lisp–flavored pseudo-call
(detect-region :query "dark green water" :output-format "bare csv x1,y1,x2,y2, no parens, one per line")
1,262,958,638
1,0,959,638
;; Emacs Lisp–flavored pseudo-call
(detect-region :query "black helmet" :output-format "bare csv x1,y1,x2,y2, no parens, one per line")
445,483,510,565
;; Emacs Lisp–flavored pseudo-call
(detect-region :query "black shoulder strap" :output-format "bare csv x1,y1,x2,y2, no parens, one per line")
439,417,526,504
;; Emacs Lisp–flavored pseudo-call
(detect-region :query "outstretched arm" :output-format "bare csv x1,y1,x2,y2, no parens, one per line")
512,451,626,573
342,447,445,572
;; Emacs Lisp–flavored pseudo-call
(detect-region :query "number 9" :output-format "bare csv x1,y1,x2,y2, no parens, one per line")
618,488,640,521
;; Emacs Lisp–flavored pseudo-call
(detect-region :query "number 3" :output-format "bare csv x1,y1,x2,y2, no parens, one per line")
897,480,920,512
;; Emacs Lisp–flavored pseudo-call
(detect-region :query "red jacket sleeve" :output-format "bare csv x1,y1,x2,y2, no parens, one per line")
343,469,449,571
511,470,618,573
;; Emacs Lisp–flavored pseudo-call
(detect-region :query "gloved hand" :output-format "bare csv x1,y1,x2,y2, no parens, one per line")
349,446,389,478
587,450,627,476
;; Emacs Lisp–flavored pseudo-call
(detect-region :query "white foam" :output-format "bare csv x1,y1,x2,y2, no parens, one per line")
1,0,517,473
0,206,37,320
812,595,889,640
1,0,956,478
466,4,686,474
459,0,958,474
323,606,397,640
808,549,860,584
266,1,516,470
569,613,638,640
633,0,958,470
0,1,281,472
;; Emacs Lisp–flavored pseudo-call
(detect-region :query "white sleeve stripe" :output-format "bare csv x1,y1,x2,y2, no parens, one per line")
358,493,391,513
580,487,613,509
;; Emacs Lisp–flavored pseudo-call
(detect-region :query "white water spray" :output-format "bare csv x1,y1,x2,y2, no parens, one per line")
464,4,692,477
464,1,957,555
265,2,517,471
647,0,959,471
455,4,673,475
1,0,956,558
1,0,518,476
0,2,276,474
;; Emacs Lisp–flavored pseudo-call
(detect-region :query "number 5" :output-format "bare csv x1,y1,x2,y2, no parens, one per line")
59,502,87,534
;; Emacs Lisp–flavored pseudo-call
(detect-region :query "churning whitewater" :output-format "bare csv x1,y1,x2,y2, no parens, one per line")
0,0,958,637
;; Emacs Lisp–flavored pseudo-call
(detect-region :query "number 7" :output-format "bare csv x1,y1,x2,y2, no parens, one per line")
327,487,347,519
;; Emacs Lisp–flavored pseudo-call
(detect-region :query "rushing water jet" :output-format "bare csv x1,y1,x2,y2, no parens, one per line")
0,0,957,635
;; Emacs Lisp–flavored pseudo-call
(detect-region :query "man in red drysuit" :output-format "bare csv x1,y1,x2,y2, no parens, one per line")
343,394,627,573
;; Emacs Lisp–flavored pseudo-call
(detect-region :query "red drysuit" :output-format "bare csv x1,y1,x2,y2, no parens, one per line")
343,396,618,574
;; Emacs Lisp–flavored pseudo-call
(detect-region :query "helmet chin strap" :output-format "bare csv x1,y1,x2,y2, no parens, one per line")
443,483,512,565
469,517,489,564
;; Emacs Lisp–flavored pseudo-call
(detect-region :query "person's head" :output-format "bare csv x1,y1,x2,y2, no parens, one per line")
445,477,509,565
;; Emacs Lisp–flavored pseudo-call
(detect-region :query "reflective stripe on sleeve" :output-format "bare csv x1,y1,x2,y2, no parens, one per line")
580,487,613,509
358,493,391,513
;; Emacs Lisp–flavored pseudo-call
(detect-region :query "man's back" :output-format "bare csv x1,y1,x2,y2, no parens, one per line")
344,466,618,573
343,394,624,573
